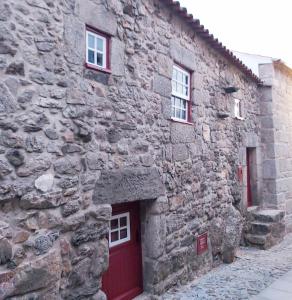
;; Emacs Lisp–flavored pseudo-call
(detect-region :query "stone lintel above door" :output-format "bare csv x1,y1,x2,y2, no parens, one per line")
93,167,165,204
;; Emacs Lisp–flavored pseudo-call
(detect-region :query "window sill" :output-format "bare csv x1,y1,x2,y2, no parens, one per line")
85,63,112,74
170,118,194,126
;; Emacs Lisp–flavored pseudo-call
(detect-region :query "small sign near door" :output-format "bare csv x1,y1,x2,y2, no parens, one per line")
197,233,208,255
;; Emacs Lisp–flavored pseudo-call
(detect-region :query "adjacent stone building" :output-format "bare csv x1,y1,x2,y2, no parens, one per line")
0,0,276,299
236,52,292,233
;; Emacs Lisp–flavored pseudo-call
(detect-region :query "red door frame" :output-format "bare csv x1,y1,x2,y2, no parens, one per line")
246,149,253,207
102,202,143,300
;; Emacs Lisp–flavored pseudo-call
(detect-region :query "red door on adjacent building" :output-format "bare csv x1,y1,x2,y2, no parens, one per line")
102,202,143,300
246,149,253,207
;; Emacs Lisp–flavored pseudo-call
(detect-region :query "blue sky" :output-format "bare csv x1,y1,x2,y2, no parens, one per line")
178,0,292,68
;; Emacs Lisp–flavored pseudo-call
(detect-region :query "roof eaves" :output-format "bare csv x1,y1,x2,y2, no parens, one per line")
162,0,263,85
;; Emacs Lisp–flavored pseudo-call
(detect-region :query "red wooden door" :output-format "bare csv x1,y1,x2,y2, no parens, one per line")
102,202,143,300
247,149,253,207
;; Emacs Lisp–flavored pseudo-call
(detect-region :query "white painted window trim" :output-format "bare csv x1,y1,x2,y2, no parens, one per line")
171,96,188,122
109,212,131,248
171,65,190,122
234,98,244,120
172,65,190,100
171,117,188,123
86,30,107,69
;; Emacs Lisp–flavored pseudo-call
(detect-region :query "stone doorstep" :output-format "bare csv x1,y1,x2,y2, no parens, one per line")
245,231,285,250
247,206,259,214
245,207,286,250
245,233,267,246
252,209,285,223
250,222,273,235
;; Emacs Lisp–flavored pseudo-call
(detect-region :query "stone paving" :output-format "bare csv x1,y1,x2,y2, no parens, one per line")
252,269,292,300
162,233,292,300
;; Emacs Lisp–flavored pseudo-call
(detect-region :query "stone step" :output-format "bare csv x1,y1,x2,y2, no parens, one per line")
245,233,267,246
251,209,285,223
245,208,286,250
250,222,273,235
245,231,286,250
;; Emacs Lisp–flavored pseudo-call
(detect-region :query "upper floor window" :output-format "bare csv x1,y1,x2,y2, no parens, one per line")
86,27,110,71
171,65,191,122
234,98,243,119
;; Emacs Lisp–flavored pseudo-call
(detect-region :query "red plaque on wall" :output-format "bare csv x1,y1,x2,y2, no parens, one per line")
197,232,208,255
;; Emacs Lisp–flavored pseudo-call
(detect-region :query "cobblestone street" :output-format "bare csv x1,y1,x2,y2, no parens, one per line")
162,233,292,300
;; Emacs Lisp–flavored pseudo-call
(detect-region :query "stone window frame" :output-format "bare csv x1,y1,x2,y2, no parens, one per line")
234,98,244,120
109,212,131,248
85,25,111,73
171,64,192,123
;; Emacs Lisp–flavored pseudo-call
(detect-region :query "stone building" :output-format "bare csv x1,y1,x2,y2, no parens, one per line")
236,52,292,234
0,0,270,299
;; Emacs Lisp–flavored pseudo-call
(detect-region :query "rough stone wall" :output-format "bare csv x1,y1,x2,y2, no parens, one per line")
259,63,292,232
0,0,260,298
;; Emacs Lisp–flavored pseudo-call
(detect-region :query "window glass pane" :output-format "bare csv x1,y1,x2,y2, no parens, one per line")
88,34,95,49
111,231,119,242
177,71,183,84
111,219,118,230
179,98,183,108
184,74,189,85
96,52,103,66
171,94,189,121
171,96,175,106
171,97,176,118
171,106,175,118
183,86,188,96
175,108,180,119
96,37,104,52
172,81,176,93
120,229,128,239
182,99,187,109
120,217,127,227
88,49,95,64
177,83,183,95
181,109,186,120
172,68,177,80
176,82,179,93
174,97,179,108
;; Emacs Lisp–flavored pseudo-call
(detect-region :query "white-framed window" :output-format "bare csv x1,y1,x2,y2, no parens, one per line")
86,29,109,70
171,65,191,122
234,98,243,119
109,212,131,247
